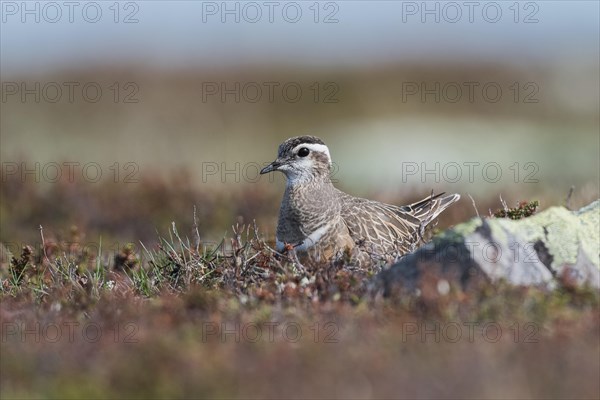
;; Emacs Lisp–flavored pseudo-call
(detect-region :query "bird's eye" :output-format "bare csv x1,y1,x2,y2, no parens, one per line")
298,147,310,157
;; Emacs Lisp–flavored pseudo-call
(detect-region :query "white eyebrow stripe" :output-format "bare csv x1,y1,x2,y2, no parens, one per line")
292,143,331,164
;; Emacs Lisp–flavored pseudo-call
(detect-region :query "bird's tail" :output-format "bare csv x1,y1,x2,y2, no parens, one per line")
401,192,461,226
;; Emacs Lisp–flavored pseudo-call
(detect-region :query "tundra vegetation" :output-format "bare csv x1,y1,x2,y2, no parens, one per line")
1,67,598,398
1,173,598,398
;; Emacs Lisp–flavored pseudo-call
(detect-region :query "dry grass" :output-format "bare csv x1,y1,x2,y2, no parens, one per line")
1,192,599,398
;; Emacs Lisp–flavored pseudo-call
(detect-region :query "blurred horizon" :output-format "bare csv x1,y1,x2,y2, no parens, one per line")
1,0,599,244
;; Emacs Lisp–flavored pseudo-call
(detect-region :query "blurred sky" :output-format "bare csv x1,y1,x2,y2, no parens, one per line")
1,0,599,75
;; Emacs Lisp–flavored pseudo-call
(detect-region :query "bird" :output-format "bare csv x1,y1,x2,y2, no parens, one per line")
260,135,460,265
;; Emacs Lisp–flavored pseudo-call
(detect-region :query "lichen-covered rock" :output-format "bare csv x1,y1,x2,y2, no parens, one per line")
372,200,600,296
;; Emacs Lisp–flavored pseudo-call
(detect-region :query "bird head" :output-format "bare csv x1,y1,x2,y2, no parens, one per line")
260,136,332,184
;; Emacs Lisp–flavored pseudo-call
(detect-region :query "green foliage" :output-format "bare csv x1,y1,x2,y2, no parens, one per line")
493,200,539,220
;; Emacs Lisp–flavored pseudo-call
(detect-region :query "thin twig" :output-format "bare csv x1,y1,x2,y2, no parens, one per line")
39,225,55,277
467,194,480,218
192,205,201,253
287,247,306,274
499,194,509,213
565,186,575,210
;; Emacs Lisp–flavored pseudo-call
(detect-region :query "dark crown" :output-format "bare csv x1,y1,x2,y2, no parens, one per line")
278,136,326,157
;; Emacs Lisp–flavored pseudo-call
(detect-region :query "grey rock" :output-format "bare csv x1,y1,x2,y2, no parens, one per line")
371,200,600,296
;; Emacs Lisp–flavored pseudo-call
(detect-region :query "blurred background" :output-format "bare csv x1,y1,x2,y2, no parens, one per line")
1,0,598,248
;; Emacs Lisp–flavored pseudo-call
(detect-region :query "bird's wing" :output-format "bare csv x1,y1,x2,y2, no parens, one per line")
338,193,420,251
338,191,460,253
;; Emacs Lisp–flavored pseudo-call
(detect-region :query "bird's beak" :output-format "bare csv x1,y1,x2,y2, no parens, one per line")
260,159,282,174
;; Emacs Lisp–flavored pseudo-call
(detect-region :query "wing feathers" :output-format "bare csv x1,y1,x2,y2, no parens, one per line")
339,190,460,254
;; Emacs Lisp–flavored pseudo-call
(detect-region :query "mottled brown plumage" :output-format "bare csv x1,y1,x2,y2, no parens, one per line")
260,136,460,264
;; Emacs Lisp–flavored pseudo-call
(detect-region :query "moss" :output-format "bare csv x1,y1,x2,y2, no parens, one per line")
495,204,599,270
575,200,600,265
441,217,482,239
493,200,539,220
437,201,599,273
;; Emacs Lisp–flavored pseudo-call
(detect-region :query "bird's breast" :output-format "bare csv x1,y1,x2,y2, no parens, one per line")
276,181,343,250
